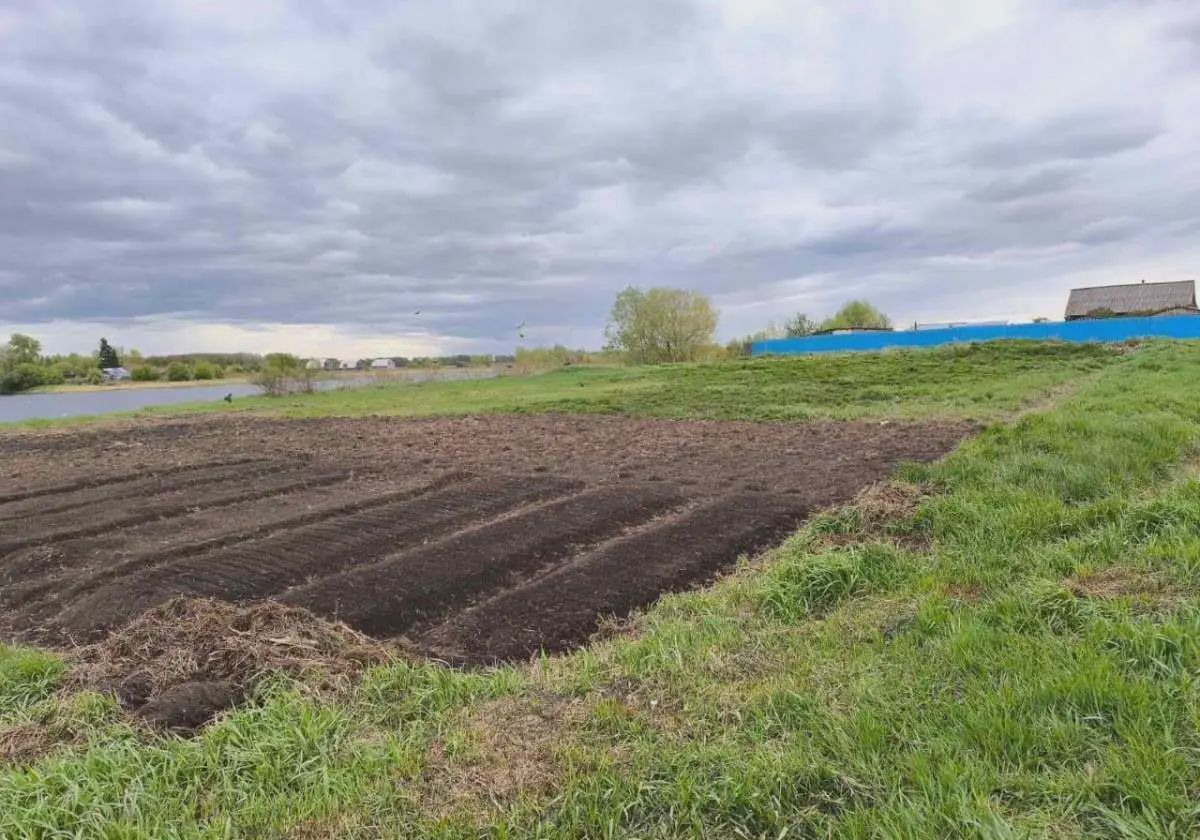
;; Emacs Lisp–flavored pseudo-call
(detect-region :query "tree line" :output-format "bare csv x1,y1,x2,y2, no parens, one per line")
0,335,268,394
604,287,892,363
1,290,892,394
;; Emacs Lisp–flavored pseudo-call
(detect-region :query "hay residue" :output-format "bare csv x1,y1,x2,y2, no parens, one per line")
816,480,932,550
68,597,392,730
1067,567,1171,602
852,481,928,532
422,696,580,823
0,721,62,766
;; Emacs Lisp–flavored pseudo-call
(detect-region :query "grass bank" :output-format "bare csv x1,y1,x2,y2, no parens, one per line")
4,340,1124,430
4,341,1200,837
155,341,1122,422
29,377,250,394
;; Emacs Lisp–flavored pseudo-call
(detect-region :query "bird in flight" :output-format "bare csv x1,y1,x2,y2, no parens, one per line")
414,310,421,316
516,320,527,339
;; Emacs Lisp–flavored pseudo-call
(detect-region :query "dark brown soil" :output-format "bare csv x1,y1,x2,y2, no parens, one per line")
422,493,807,664
1,413,972,689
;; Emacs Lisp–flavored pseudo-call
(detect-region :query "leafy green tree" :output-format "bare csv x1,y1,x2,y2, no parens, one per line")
819,300,892,331
7,333,42,365
604,287,718,364
98,338,120,368
784,313,817,337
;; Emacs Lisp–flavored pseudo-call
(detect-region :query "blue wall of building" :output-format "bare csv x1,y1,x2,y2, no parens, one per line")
752,314,1200,356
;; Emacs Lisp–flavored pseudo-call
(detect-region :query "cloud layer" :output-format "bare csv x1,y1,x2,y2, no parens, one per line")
2,0,1199,355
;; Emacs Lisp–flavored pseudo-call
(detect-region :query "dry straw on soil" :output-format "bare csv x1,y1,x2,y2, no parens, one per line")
67,597,392,730
421,696,583,824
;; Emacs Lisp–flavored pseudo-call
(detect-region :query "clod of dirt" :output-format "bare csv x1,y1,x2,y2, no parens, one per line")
117,669,154,708
70,597,392,731
137,680,243,733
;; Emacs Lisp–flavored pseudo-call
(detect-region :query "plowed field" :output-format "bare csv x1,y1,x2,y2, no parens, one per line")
0,414,972,662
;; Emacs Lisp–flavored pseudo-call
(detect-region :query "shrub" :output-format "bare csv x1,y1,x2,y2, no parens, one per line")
131,366,159,382
193,362,216,380
0,362,46,394
39,366,65,386
166,362,192,382
252,355,317,396
85,368,104,385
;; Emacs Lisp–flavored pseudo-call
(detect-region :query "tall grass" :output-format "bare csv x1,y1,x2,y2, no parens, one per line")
2,341,1200,837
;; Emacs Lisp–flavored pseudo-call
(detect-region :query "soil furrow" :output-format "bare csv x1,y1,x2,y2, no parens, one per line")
0,473,469,618
0,457,266,506
49,474,578,640
281,484,688,638
0,460,288,523
421,493,807,664
0,467,351,558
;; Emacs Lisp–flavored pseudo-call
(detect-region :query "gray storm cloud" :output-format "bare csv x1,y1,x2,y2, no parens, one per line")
1,0,1199,352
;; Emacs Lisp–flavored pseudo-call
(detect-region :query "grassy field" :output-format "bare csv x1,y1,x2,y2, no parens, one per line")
4,340,1200,837
6,341,1123,429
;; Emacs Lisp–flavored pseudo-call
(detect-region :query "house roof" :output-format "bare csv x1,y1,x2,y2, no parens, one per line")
1065,280,1197,318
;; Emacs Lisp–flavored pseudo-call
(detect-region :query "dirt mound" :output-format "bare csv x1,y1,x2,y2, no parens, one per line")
70,597,391,731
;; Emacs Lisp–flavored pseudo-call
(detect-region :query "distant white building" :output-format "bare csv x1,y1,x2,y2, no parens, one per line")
370,358,396,369
340,360,355,370
101,367,131,381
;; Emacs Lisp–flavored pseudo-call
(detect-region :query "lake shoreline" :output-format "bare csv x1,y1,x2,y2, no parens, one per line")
28,377,251,394
1,367,505,424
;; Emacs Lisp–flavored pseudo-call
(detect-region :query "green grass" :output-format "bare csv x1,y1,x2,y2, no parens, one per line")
4,340,1200,837
4,341,1122,429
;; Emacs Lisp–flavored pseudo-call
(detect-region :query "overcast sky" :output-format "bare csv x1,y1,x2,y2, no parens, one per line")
2,1,1199,357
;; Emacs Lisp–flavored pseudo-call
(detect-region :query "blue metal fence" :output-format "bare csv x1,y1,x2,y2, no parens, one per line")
752,314,1200,356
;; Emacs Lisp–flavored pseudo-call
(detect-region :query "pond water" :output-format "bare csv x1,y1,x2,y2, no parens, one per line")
0,368,499,424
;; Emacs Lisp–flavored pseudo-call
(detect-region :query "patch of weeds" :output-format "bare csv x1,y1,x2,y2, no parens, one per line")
0,691,120,767
0,646,66,717
357,659,528,727
985,580,1095,635
759,542,909,622
1101,611,1200,680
